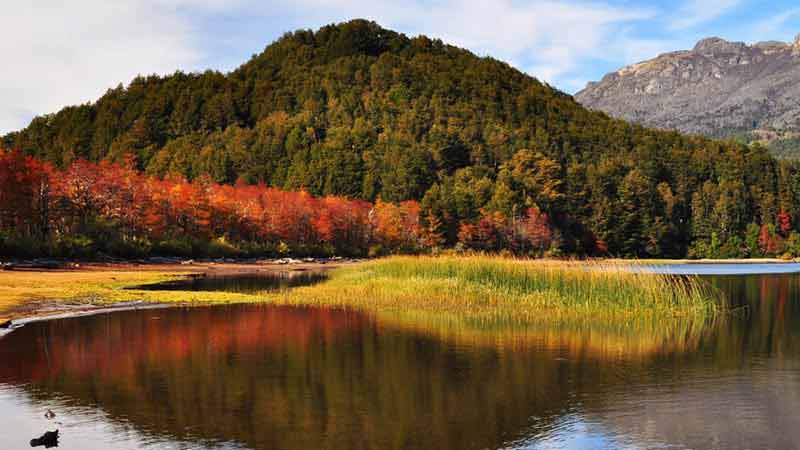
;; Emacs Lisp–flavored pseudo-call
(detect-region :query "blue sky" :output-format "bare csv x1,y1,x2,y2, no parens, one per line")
2,0,800,134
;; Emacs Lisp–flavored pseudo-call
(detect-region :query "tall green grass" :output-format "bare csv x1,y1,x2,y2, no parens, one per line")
275,256,721,327
267,256,722,359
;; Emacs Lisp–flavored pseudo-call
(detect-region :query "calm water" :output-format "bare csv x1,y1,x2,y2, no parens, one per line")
2,269,800,449
642,263,800,276
133,271,328,293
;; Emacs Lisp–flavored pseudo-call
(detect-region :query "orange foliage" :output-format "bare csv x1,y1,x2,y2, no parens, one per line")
457,208,554,255
759,224,784,256
0,149,53,237
778,210,792,236
0,149,422,257
370,199,422,252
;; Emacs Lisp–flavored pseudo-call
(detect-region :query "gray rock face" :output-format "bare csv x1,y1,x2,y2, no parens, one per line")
575,36,800,140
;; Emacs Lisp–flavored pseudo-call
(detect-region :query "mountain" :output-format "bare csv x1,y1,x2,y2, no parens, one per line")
576,35,800,157
1,20,794,258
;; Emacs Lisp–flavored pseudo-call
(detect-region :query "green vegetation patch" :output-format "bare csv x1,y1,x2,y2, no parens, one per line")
270,256,721,327
0,257,721,341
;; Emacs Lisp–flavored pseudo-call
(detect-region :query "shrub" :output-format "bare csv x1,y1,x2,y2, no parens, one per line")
206,237,242,258
51,235,96,259
152,238,194,257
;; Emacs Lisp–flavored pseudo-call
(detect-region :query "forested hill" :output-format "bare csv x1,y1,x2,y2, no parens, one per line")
3,20,797,259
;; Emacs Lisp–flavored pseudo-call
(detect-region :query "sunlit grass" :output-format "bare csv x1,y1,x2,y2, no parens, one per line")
0,270,267,320
0,257,721,321
270,256,720,323
0,256,722,357
249,256,722,358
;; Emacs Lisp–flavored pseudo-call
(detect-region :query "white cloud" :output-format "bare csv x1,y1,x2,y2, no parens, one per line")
0,1,211,134
0,0,657,134
668,0,742,30
749,8,800,41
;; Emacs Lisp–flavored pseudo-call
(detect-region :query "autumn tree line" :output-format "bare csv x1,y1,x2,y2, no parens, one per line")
0,149,556,258
5,20,800,259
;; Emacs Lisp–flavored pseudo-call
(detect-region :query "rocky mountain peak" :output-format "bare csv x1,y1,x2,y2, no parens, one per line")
693,37,746,55
575,34,800,150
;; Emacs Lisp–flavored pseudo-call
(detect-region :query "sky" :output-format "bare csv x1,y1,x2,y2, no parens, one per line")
2,0,800,135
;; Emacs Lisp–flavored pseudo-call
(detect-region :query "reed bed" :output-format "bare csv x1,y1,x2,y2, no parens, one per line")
274,256,721,327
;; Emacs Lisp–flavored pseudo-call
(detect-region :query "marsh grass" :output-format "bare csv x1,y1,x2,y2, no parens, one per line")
261,256,722,358
273,256,721,324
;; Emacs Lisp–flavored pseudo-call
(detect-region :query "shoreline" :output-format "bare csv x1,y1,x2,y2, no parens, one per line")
4,256,797,270
0,260,357,327
0,302,175,339
0,256,787,332
0,257,361,272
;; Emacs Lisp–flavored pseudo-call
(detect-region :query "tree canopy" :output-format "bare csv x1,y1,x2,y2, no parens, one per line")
5,19,800,258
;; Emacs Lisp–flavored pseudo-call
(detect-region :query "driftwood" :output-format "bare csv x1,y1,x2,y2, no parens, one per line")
30,429,59,448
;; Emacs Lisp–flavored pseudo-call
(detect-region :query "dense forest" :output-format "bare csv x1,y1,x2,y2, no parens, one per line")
4,19,800,259
0,149,554,258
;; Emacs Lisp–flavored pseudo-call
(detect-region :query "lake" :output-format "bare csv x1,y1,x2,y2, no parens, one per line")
2,267,800,449
131,270,329,293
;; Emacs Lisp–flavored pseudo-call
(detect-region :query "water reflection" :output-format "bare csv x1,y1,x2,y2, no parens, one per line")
1,273,800,449
132,270,328,293
641,263,800,275
0,306,584,450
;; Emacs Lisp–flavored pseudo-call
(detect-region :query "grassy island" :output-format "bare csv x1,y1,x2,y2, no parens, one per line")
273,256,720,325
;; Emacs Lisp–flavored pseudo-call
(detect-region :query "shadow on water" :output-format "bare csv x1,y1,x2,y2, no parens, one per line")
130,270,328,293
2,270,800,449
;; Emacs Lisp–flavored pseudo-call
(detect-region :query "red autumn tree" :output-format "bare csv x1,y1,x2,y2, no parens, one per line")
457,210,508,252
371,199,422,252
759,223,784,256
0,150,431,257
778,210,792,236
0,148,53,239
518,207,553,254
